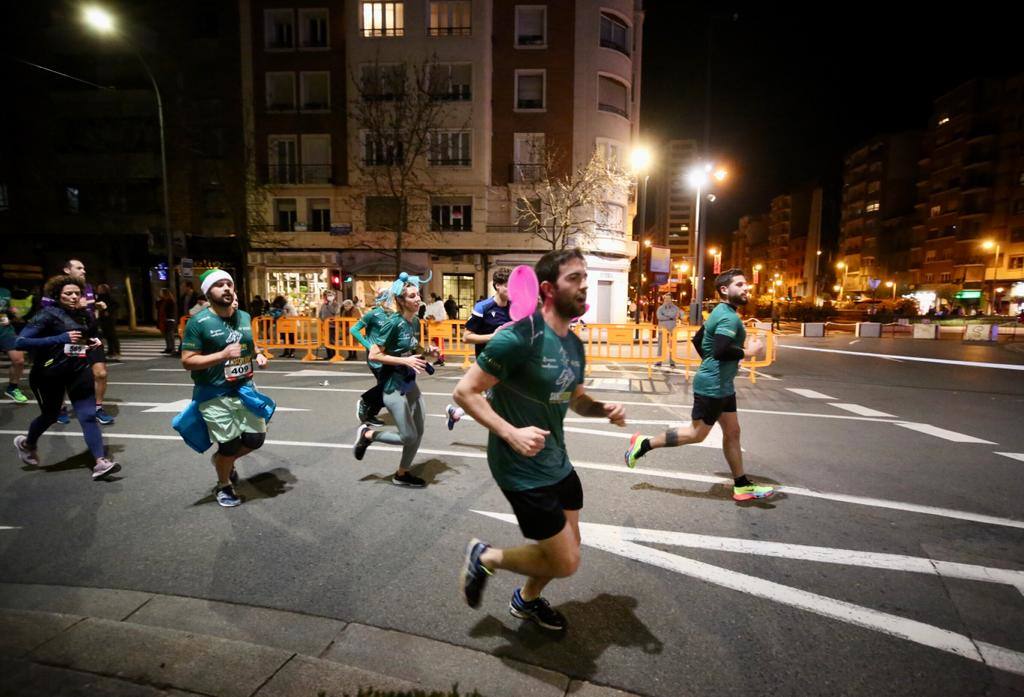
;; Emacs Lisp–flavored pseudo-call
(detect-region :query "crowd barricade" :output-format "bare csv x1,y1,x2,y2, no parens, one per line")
177,316,189,339
422,320,474,367
668,324,775,384
321,317,365,362
572,323,660,377
251,316,321,361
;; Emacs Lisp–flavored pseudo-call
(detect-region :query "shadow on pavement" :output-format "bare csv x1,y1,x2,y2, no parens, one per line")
358,458,459,486
450,440,488,452
190,467,297,506
631,473,785,510
469,593,662,679
25,444,127,483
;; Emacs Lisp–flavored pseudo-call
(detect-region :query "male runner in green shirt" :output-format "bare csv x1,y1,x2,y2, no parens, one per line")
455,249,627,631
624,267,774,502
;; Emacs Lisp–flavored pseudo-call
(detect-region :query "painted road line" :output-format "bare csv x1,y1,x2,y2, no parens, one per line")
5,428,1021,530
147,368,370,378
828,403,896,418
894,422,996,444
473,511,1024,677
137,400,307,413
0,526,19,531
564,521,1024,594
786,388,837,400
570,461,1024,531
779,344,1024,371
995,452,1024,462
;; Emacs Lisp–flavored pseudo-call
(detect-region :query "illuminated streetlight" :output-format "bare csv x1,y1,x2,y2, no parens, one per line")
644,239,652,247
980,239,1002,314
629,146,653,175
630,146,653,323
82,5,115,33
885,280,896,300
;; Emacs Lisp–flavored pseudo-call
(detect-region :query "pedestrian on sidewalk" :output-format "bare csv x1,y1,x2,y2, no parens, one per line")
1,285,29,404
156,288,178,355
352,279,440,488
95,283,121,359
339,298,360,360
13,275,121,480
654,293,681,367
455,249,627,631
175,269,273,507
625,268,773,502
318,290,340,359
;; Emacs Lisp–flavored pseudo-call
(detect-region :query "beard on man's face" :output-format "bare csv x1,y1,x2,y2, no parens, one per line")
552,286,586,319
727,288,748,306
210,289,234,307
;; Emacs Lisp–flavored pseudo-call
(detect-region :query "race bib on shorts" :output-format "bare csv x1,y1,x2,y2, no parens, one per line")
64,343,88,357
224,356,253,381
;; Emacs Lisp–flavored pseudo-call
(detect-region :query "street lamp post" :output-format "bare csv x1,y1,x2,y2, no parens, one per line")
836,261,848,304
885,280,896,301
688,164,728,325
83,5,175,303
813,249,822,305
981,239,1001,314
630,147,653,323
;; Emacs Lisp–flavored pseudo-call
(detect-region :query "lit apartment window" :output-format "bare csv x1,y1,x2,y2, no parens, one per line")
599,12,629,55
361,2,404,37
308,199,331,231
940,272,952,283
925,249,936,261
266,72,296,111
512,133,545,182
268,136,297,183
930,204,942,217
938,115,950,126
360,64,405,101
924,273,934,282
299,9,329,48
274,199,297,231
265,9,294,50
429,130,471,166
362,132,404,166
429,63,472,101
300,72,330,111
515,70,545,110
597,202,624,234
866,201,880,213
597,75,629,118
515,6,546,47
429,1,471,36
301,134,331,183
595,138,622,167
431,197,473,231
1009,255,1024,270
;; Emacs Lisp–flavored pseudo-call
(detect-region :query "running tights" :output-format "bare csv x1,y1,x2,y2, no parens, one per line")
28,370,104,459
375,385,425,470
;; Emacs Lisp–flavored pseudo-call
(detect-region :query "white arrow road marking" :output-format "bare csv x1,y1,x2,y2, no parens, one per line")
473,510,1024,677
786,388,836,399
138,399,307,413
0,526,20,531
995,452,1024,463
779,345,1024,371
829,403,896,418
894,422,996,444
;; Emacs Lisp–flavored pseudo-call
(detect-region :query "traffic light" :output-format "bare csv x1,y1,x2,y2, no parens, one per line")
331,270,341,289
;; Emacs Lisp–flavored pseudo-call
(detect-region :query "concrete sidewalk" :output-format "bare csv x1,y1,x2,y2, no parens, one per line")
0,583,640,697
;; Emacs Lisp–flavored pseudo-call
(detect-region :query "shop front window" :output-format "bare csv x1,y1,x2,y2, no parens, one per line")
264,269,328,315
442,273,475,319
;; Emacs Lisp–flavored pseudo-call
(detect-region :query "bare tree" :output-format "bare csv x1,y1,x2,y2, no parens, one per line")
347,55,468,274
514,143,631,251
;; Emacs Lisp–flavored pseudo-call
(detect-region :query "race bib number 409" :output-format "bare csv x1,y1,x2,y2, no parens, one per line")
224,356,253,381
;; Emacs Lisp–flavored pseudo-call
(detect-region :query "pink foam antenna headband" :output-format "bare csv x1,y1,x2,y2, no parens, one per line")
507,265,540,322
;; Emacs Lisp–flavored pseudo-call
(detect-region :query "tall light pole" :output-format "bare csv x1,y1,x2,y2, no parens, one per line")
981,239,1001,314
885,280,896,301
813,249,822,305
688,164,728,325
630,147,653,323
836,261,848,304
83,5,175,302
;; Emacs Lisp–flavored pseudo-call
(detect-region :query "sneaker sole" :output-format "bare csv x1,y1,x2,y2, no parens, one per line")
460,538,485,608
216,497,242,507
13,436,39,466
733,490,774,502
391,478,426,488
353,425,370,461
508,602,567,631
92,463,121,481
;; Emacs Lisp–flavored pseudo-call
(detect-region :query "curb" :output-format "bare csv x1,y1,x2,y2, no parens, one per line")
0,583,643,697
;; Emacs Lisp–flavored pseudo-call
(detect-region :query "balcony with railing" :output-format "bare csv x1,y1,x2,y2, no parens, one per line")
510,163,546,183
265,163,334,185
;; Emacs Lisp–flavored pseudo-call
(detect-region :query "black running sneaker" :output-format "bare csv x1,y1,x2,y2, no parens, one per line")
392,472,426,487
364,414,385,427
353,424,372,461
460,538,492,608
509,588,568,631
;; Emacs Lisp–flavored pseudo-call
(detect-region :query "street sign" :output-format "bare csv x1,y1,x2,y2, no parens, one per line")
955,290,982,300
181,258,194,279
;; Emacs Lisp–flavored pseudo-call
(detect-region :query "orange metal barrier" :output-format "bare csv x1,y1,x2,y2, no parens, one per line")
422,320,473,367
668,324,775,384
322,318,365,363
251,316,321,361
571,323,660,377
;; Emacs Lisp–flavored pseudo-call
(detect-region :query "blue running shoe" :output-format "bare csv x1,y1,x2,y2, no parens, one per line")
56,407,71,425
460,538,492,608
509,588,567,631
215,485,242,507
95,407,115,425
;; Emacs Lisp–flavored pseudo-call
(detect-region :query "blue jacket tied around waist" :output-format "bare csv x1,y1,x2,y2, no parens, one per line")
172,383,276,453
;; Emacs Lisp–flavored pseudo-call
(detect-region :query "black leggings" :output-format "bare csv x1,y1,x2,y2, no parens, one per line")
28,368,104,459
360,364,385,415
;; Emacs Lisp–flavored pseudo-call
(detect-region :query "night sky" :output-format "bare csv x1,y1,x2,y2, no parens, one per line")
639,1,1024,249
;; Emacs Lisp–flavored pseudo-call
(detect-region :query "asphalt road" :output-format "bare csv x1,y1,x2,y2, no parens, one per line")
2,335,1023,696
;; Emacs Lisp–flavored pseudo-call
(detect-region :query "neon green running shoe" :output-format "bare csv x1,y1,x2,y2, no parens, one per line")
4,386,28,404
733,484,775,501
624,432,648,468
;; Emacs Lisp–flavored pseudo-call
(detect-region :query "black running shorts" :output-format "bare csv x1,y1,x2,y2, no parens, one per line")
87,345,107,366
500,470,583,541
691,393,737,426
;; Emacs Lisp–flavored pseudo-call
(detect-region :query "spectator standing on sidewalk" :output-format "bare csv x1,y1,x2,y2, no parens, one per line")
654,293,681,368
156,289,178,355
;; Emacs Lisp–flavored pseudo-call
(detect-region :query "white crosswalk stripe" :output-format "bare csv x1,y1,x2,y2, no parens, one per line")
1,338,170,367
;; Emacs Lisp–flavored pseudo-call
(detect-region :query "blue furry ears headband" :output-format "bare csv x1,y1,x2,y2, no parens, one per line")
389,270,432,298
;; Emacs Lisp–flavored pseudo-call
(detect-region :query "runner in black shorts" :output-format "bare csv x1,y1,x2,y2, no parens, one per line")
455,249,626,631
624,268,774,501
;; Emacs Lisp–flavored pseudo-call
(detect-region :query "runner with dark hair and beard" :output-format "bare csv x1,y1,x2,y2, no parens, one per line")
624,267,774,502
455,249,626,631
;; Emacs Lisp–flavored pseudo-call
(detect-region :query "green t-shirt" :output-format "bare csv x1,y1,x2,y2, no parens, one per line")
0,288,14,338
692,302,746,398
180,308,256,391
476,312,586,492
361,306,394,369
378,314,422,393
